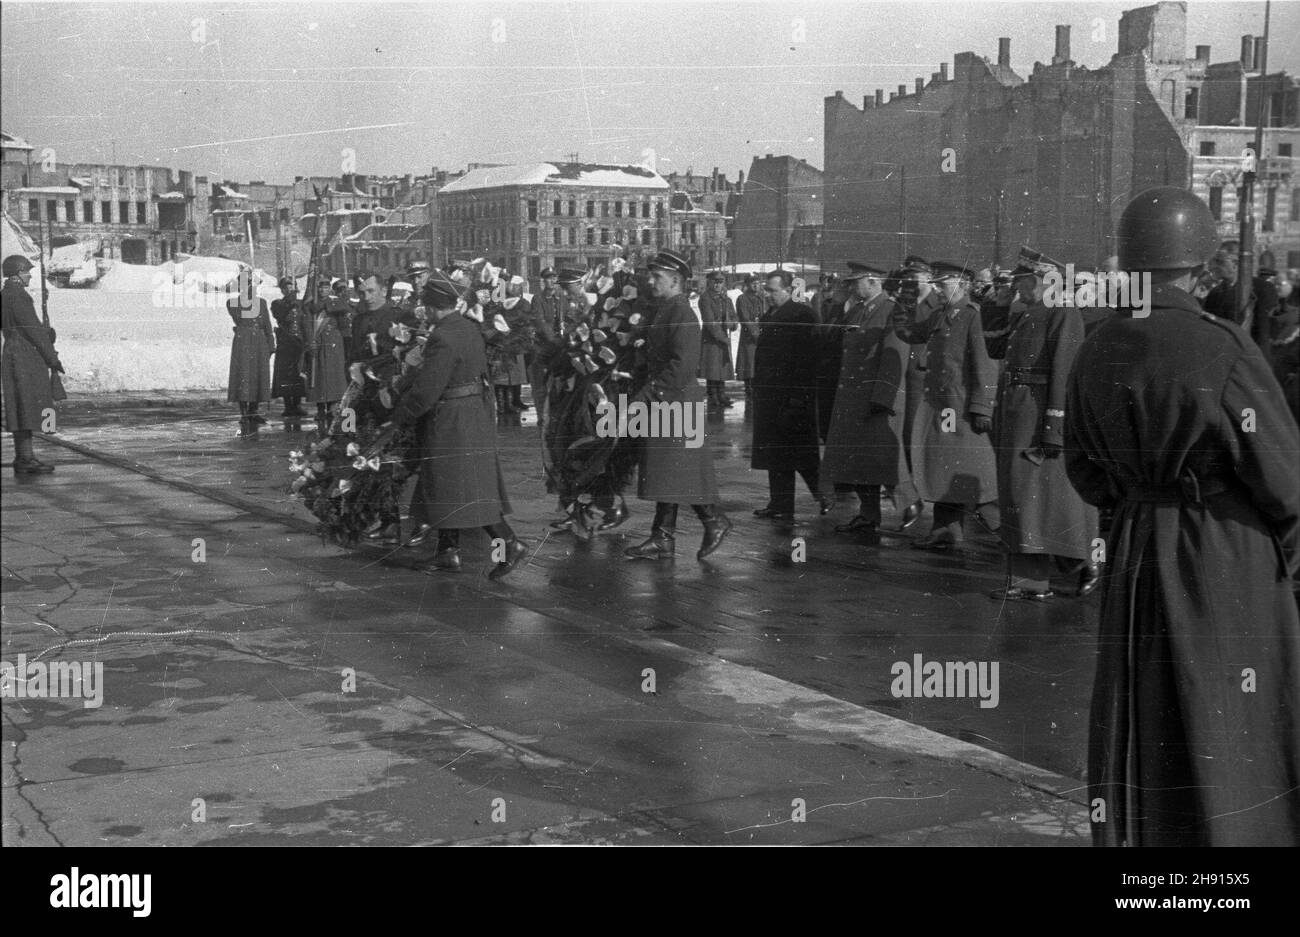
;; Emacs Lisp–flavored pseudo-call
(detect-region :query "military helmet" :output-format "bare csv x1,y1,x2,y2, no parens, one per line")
1117,187,1218,271
3,254,35,277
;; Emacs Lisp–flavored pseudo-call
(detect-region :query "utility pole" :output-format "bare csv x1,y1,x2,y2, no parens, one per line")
1236,0,1270,324
899,165,908,259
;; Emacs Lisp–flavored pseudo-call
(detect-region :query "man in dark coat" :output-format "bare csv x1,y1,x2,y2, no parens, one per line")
750,269,830,522
226,268,275,434
698,270,736,409
391,270,526,580
2,255,64,474
1066,187,1300,846
624,250,731,562
734,274,763,401
892,262,998,549
892,259,941,531
271,276,309,419
528,266,562,410
820,263,915,536
988,257,1097,600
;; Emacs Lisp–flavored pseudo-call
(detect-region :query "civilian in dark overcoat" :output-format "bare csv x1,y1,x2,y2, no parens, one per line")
750,269,828,521
2,255,63,473
1066,188,1300,846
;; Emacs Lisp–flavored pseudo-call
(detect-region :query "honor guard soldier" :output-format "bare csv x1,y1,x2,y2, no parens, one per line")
1066,187,1300,846
271,276,309,420
226,267,275,435
2,254,64,474
698,269,737,409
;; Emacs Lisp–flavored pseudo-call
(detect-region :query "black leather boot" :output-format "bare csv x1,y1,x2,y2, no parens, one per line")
692,504,732,560
486,523,528,580
12,431,54,474
417,530,461,572
624,503,677,560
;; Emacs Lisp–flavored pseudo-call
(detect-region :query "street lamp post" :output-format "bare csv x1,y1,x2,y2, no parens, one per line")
1236,0,1271,325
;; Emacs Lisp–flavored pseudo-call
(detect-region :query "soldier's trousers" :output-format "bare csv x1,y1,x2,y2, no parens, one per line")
767,468,821,516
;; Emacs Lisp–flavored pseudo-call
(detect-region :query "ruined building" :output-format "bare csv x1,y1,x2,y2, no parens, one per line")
822,1,1299,270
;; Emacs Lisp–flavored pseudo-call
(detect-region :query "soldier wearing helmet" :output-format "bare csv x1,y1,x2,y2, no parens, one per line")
1064,187,1300,846
2,254,64,473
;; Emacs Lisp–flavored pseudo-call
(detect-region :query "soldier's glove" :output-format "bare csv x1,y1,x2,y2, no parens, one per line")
48,327,57,343
968,413,992,435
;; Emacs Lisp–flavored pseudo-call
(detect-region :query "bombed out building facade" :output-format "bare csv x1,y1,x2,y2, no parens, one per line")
823,1,1300,271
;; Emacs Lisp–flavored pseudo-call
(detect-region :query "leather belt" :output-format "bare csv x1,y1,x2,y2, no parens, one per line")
1120,473,1232,504
440,379,487,401
1004,367,1050,386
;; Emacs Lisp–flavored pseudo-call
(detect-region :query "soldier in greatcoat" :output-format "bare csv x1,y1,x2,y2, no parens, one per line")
988,256,1098,600
624,250,732,562
391,270,526,580
2,255,64,474
226,267,274,435
271,276,309,419
892,262,998,549
698,270,736,409
820,263,916,537
734,274,763,402
1066,187,1299,846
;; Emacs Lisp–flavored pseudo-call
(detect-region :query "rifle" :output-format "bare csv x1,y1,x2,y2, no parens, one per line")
37,208,67,402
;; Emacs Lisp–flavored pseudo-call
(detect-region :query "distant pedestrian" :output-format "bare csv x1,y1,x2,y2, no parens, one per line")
734,274,763,402
226,267,274,435
698,269,736,409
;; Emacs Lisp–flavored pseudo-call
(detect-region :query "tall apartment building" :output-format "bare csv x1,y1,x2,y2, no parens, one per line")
731,155,824,266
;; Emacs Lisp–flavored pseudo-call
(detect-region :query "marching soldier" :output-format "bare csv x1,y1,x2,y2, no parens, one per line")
2,254,64,474
820,262,915,537
749,268,830,522
624,249,732,561
1066,187,1299,846
226,267,274,435
391,270,527,579
698,269,737,409
892,262,999,550
988,254,1098,600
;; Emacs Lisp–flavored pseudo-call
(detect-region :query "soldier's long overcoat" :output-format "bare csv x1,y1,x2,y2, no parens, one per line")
636,292,719,503
820,291,914,494
991,302,1095,558
1,277,59,430
1066,284,1300,846
697,289,736,381
393,312,511,529
903,298,998,505
271,296,309,400
734,291,763,381
226,295,274,403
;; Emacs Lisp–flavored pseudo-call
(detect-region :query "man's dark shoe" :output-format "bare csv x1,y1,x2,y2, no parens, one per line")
488,539,529,580
13,458,55,475
697,513,732,560
597,500,629,531
365,520,401,545
418,549,461,573
753,505,792,520
1077,564,1102,597
404,523,436,548
911,531,957,552
835,515,877,534
624,531,676,560
898,499,924,530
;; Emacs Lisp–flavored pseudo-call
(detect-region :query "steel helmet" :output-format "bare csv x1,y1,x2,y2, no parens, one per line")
2,254,35,277
1117,186,1219,271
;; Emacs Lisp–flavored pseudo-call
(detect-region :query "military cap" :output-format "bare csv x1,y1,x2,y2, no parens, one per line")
421,269,462,308
706,269,726,282
278,276,295,290
742,273,758,285
2,254,35,277
845,262,889,281
1009,246,1063,279
647,249,691,282
556,266,587,285
930,261,976,282
406,260,431,275
1258,266,1277,278
539,266,557,279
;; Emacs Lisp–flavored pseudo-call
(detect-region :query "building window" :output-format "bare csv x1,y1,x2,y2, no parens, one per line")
586,201,595,218
641,229,651,246
568,227,577,246
1263,186,1276,232
65,199,75,221
28,199,39,220
1236,186,1246,220
600,228,610,245
1199,141,1216,156
553,226,562,244
553,199,562,215
641,201,650,218
528,228,538,251
1184,88,1199,120
628,201,637,217
528,200,538,222
47,200,57,221
83,200,94,222
279,208,289,222
137,202,147,224
586,227,595,246
601,201,610,217
568,200,576,216
614,201,622,217
1279,143,1293,158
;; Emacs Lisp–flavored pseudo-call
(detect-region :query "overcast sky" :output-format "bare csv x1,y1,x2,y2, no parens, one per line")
2,0,1294,185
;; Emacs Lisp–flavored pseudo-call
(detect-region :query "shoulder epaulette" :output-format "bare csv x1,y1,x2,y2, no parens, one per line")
1195,309,1255,353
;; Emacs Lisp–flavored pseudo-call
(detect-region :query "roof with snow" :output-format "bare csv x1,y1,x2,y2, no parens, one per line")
1,131,34,152
217,186,248,199
440,162,668,194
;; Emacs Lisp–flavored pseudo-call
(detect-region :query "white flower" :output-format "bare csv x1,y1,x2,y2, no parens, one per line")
346,442,360,456
338,478,353,494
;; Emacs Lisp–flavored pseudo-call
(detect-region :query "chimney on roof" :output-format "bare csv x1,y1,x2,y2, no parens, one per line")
1195,44,1210,62
864,95,874,109
915,77,924,93
875,88,885,105
1053,25,1071,65
294,176,303,183
940,62,948,80
998,37,1011,67
834,89,844,97
1254,36,1265,70
897,83,907,97
1240,35,1254,68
